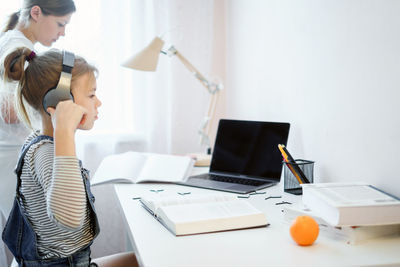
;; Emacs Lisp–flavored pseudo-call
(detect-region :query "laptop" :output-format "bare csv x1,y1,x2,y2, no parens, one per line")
180,119,290,194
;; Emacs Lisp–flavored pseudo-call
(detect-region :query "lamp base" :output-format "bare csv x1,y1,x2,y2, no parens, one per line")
187,153,211,167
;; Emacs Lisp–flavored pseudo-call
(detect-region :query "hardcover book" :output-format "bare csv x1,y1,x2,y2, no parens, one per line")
301,183,400,227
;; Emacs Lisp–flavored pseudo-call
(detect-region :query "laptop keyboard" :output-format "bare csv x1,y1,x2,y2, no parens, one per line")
209,174,266,186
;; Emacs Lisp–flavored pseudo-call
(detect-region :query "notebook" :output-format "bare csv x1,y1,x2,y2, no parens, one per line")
179,119,290,194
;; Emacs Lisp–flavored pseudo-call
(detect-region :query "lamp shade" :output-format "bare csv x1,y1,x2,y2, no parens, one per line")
122,37,165,71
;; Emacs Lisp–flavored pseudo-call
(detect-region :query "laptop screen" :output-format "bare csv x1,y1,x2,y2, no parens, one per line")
210,119,290,180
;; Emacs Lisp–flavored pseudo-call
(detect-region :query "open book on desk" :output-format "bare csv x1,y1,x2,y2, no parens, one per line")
140,194,269,236
91,151,194,186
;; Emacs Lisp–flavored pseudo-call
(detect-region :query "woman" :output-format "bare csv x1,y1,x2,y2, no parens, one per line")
0,1,76,266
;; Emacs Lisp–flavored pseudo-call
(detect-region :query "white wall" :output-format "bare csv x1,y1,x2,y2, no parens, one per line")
226,0,400,196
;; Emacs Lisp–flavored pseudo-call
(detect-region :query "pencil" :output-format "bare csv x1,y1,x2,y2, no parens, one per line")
278,144,304,184
281,145,310,183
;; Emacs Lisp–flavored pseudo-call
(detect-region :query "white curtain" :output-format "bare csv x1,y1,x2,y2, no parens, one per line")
50,0,223,155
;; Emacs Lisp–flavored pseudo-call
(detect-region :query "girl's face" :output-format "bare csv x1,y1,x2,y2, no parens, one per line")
34,13,72,46
71,72,102,130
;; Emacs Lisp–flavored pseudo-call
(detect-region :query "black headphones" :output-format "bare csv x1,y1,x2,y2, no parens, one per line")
42,50,75,114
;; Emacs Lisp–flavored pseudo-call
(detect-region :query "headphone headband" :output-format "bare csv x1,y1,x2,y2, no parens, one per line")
62,50,75,67
42,50,75,114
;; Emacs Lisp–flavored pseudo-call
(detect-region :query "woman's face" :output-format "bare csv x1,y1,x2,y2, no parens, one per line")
34,13,73,47
71,72,102,130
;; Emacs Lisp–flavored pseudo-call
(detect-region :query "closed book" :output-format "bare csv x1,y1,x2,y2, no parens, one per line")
301,183,400,227
140,194,269,236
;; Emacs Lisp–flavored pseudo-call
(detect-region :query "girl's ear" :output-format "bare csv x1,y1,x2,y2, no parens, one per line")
30,6,42,22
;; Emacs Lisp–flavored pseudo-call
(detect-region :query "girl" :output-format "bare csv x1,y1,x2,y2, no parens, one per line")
0,1,76,240
1,48,138,267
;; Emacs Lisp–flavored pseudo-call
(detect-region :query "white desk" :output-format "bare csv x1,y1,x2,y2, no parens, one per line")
114,182,400,267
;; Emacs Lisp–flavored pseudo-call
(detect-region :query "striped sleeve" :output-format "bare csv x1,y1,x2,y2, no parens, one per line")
33,143,87,229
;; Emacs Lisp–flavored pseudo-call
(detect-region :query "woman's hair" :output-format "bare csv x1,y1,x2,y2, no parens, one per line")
3,0,76,32
3,48,97,128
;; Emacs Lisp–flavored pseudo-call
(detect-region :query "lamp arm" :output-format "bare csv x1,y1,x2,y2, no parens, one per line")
167,46,221,94
204,90,220,149
166,46,223,154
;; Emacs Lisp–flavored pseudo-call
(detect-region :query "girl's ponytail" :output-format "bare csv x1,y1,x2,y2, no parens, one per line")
3,47,32,82
3,11,20,32
3,47,34,128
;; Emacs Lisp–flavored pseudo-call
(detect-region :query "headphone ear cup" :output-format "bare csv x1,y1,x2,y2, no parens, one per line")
42,88,74,115
43,50,75,115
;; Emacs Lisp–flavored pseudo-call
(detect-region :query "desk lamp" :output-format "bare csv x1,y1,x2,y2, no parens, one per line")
122,37,223,166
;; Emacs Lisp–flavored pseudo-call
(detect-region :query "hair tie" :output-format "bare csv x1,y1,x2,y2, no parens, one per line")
26,51,36,62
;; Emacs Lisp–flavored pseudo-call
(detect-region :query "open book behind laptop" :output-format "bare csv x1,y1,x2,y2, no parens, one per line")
180,119,290,194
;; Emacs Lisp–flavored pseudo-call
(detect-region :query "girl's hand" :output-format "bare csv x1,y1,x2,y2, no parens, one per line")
47,100,87,156
47,100,87,134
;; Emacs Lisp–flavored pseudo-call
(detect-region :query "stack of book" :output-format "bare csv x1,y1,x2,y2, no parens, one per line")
283,202,400,245
284,183,400,244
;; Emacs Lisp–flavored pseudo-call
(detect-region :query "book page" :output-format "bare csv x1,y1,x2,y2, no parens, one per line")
161,200,262,222
319,185,399,206
91,152,146,185
136,154,194,183
143,194,236,212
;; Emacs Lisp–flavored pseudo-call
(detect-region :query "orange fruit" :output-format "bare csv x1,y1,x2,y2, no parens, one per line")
290,215,319,246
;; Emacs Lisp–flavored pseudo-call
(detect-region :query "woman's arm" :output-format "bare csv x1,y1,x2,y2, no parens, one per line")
0,96,19,124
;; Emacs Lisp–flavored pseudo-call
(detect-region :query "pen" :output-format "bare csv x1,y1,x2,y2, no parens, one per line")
280,145,310,183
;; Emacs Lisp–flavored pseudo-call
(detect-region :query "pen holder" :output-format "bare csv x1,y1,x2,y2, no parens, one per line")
283,159,314,195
